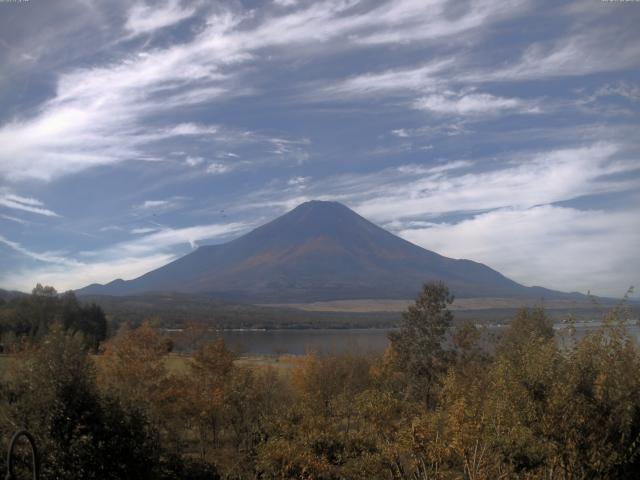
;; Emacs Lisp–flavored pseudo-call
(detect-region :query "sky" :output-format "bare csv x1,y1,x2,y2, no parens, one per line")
0,0,639,298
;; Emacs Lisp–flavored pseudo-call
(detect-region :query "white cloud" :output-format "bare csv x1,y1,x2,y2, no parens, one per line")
391,129,410,138
0,193,60,217
185,156,204,167
125,0,197,36
396,205,640,298
354,143,629,222
273,0,298,6
396,160,473,175
130,227,158,234
0,220,250,291
326,67,539,118
0,234,80,267
0,0,537,183
412,92,538,116
99,225,124,232
325,61,451,98
206,162,231,175
116,222,248,251
0,214,29,225
140,199,171,209
137,196,187,211
327,67,536,117
165,123,219,136
0,13,241,181
468,29,640,82
350,0,531,46
592,82,640,102
390,123,469,139
288,176,310,186
1,254,177,293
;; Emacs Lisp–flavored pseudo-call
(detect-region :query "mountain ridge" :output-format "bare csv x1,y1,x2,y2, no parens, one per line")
77,201,582,302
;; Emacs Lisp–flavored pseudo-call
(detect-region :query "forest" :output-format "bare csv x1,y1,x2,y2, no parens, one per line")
0,282,639,479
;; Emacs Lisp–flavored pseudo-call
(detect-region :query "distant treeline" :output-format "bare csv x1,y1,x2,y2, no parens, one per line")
1,282,639,479
78,291,633,331
0,284,107,351
79,291,401,329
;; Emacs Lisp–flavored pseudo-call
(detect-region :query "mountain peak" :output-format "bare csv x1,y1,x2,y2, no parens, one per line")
295,199,348,209
77,201,576,302
288,200,355,218
247,200,374,247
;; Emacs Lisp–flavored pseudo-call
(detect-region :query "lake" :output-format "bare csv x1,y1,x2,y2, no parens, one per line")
209,322,640,356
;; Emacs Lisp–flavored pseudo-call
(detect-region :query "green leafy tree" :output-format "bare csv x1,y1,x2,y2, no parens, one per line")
0,285,107,350
389,281,454,406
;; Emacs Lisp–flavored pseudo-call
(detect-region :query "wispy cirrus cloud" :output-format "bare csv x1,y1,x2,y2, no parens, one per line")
323,63,538,118
466,28,640,82
0,214,29,225
0,193,60,217
248,142,636,224
591,82,640,102
136,196,189,213
0,0,532,183
111,222,249,252
130,227,159,235
0,234,79,267
396,160,473,175
354,143,630,222
412,92,539,116
323,60,451,98
125,0,197,37
99,225,124,233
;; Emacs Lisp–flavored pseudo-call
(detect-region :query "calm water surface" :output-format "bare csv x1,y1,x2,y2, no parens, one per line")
220,328,391,356
215,323,640,356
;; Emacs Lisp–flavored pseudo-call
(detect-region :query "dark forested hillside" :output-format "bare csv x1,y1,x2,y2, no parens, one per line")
0,284,107,350
79,291,399,329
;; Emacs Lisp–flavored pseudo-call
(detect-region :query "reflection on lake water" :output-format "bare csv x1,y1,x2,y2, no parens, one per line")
211,322,640,356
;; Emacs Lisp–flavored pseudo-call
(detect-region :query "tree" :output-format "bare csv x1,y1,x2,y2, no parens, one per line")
389,281,454,406
97,321,170,408
31,284,57,297
497,306,554,358
2,325,159,479
188,338,235,458
0,286,107,350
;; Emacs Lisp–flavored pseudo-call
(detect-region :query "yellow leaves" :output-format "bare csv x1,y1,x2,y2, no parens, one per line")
39,303,640,479
190,337,235,381
97,320,169,406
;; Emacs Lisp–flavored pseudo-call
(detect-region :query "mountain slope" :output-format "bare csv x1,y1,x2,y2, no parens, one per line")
0,288,28,301
77,201,577,302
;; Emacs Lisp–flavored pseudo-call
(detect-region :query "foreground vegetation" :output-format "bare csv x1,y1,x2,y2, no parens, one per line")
0,283,639,479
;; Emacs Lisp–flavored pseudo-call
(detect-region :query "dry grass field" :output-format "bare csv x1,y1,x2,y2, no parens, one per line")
0,353,297,383
164,353,296,377
262,297,603,313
